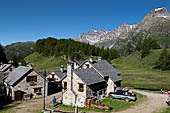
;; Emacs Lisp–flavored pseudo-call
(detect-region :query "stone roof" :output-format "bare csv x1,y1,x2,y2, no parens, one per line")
73,68,105,85
48,70,67,80
0,64,12,72
3,66,33,86
38,71,49,78
92,60,122,82
109,74,122,82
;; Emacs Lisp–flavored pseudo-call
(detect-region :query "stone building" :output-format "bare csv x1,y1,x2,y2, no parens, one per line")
46,65,67,95
3,66,47,100
62,56,122,107
0,72,6,97
0,63,15,75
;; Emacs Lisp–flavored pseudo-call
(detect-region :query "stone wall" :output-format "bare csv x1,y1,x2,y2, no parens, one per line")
13,70,46,100
106,78,115,95
62,64,87,107
86,86,93,98
72,72,86,107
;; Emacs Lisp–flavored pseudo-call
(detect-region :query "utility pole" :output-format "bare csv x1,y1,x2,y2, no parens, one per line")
43,70,46,110
74,94,78,113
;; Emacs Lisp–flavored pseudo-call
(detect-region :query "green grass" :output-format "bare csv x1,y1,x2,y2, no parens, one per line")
47,92,145,112
160,107,170,113
112,49,170,91
102,92,146,112
0,108,16,113
25,52,67,71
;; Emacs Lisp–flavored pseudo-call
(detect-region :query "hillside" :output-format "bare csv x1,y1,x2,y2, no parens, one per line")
25,52,67,71
4,41,35,59
112,49,170,91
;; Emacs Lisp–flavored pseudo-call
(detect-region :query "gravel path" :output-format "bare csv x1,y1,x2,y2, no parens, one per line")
14,92,62,113
114,90,168,113
4,90,169,113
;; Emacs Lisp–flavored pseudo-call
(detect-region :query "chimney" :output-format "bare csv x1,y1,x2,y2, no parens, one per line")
67,61,73,90
98,57,102,61
89,55,94,63
60,65,64,73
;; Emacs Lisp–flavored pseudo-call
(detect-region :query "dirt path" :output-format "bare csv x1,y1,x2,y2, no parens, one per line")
4,90,169,113
114,90,168,113
14,92,62,113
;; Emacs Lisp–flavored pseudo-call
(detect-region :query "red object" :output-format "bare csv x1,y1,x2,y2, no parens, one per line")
161,89,169,94
165,90,169,93
101,104,105,107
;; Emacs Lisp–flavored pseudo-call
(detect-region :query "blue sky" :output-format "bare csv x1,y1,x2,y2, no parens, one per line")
0,0,169,45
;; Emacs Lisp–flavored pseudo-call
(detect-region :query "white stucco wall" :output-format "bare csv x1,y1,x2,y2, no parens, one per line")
106,78,115,95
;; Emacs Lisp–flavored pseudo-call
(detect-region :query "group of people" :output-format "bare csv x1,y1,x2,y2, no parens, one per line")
161,89,170,106
166,95,170,106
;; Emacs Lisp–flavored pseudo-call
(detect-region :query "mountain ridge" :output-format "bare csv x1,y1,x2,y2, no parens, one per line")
4,41,35,59
75,7,170,49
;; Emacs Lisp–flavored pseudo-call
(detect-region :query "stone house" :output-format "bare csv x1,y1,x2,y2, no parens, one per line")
0,72,6,97
46,65,67,95
62,57,122,107
3,66,47,100
0,63,15,75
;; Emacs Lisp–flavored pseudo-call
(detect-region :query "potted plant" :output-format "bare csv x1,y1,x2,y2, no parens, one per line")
78,88,84,92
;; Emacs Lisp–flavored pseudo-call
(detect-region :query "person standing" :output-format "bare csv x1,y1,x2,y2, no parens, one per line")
53,96,56,106
166,95,170,106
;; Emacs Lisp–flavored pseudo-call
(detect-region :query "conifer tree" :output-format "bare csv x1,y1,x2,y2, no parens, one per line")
155,49,170,70
0,43,7,63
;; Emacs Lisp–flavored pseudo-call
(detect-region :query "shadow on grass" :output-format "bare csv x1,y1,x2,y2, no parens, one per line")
135,88,160,91
0,96,21,111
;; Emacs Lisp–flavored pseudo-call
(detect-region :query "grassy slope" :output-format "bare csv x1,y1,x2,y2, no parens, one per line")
4,41,35,58
112,49,170,91
160,107,170,113
25,52,67,71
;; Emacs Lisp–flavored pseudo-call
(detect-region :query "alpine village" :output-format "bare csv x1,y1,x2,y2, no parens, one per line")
1,7,170,113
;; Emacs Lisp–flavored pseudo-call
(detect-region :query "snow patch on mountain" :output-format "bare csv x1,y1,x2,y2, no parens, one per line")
155,7,164,12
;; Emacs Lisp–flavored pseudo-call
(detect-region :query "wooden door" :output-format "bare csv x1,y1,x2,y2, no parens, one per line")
14,91,24,101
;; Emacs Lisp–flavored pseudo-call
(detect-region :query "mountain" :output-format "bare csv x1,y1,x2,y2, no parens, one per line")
4,41,35,59
75,7,170,49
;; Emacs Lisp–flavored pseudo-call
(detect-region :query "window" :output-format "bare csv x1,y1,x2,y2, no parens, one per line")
10,68,13,71
93,92,97,96
99,90,103,95
64,82,67,89
85,64,89,68
26,76,37,82
78,83,84,92
51,74,55,79
34,88,42,95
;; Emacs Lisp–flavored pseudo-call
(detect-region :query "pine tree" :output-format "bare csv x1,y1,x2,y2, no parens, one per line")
155,49,170,70
136,39,143,51
0,43,7,63
126,42,134,55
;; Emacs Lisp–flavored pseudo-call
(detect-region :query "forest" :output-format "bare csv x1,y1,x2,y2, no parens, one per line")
34,37,120,62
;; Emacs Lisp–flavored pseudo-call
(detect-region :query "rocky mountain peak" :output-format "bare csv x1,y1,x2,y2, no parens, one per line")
75,7,170,49
143,7,170,21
